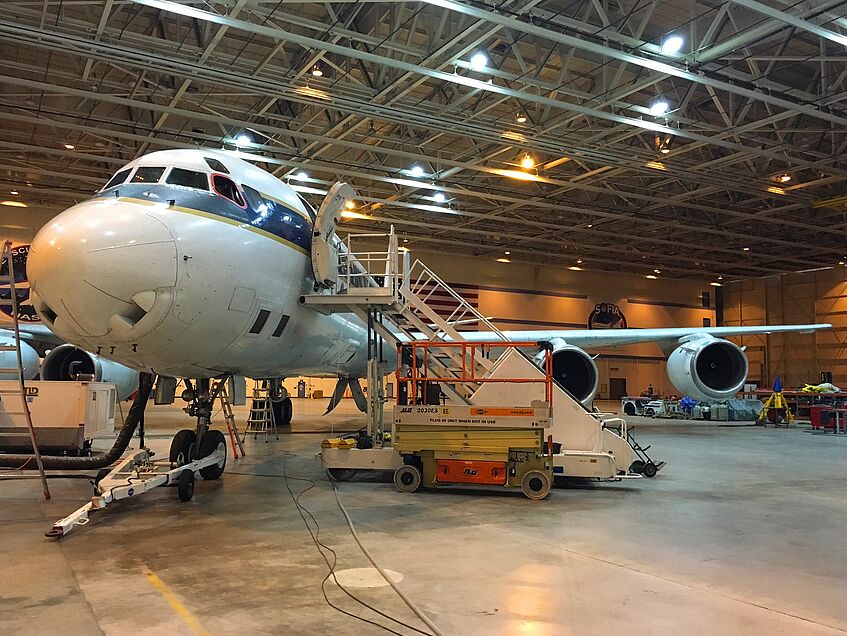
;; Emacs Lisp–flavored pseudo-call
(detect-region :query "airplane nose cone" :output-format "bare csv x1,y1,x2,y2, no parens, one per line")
28,198,177,340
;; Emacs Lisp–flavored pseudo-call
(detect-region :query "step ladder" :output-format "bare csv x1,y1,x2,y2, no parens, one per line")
218,384,246,458
243,382,278,442
0,241,50,499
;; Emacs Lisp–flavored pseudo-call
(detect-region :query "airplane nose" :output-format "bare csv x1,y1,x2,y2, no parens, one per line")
28,198,177,341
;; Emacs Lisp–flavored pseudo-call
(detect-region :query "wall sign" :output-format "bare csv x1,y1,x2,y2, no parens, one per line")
588,302,627,329
0,244,39,323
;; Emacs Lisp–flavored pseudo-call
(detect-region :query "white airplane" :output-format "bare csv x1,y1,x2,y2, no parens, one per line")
14,149,829,459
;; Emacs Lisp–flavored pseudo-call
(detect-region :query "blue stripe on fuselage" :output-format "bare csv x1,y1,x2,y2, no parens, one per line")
94,183,312,252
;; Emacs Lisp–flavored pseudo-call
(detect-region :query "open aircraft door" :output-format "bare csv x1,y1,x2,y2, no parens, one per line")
311,182,355,289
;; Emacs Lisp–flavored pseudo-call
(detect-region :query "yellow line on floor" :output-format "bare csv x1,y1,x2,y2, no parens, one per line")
143,565,211,636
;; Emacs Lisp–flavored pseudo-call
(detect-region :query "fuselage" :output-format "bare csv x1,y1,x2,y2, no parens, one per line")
27,149,369,379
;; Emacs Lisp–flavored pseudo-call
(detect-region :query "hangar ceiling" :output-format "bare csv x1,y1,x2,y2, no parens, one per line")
0,0,846,280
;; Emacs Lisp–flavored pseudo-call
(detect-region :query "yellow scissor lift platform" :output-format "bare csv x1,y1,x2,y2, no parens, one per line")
392,403,554,499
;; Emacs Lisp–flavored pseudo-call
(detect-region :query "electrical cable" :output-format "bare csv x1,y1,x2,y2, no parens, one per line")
274,457,434,635
329,477,445,636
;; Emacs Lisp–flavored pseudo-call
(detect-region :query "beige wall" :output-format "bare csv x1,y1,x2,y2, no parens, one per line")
723,267,847,389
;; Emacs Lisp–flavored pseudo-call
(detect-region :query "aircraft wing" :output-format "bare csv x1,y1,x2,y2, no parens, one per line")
456,323,832,349
0,323,63,350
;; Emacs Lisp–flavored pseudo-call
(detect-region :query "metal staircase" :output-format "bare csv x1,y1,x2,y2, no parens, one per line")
301,227,507,403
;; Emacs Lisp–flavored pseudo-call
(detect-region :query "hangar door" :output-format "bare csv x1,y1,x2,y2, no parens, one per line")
609,378,627,400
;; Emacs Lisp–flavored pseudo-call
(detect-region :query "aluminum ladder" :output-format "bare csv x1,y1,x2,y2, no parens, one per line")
0,240,50,499
243,381,278,442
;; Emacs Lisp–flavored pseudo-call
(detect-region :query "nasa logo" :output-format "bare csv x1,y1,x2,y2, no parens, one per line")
0,244,39,323
588,302,627,329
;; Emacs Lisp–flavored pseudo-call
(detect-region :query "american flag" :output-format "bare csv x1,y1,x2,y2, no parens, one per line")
412,281,480,331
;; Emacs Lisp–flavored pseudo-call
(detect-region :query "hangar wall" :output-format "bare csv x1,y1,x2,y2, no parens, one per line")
723,267,847,389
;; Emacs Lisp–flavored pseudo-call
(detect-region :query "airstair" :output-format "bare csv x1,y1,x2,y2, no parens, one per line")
303,185,636,480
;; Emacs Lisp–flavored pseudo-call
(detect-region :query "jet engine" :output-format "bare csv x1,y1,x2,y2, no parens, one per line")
667,336,748,401
536,339,598,406
0,337,39,380
41,344,139,401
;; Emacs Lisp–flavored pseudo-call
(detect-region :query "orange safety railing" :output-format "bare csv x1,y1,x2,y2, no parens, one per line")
396,341,554,406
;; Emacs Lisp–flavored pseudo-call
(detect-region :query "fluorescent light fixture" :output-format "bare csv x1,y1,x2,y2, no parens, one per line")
840,261,846,266
407,165,425,178
569,266,583,271
710,282,722,287
645,274,658,279
767,186,786,195
234,133,251,147
649,101,669,117
587,224,593,228
1,200,27,207
10,190,18,195
294,86,331,100
496,258,511,263
63,143,75,150
661,36,684,56
504,251,511,255
520,154,536,169
499,169,541,182
742,247,750,251
340,210,370,220
470,52,488,71
433,192,446,203
292,171,308,180
501,130,526,142
645,161,667,171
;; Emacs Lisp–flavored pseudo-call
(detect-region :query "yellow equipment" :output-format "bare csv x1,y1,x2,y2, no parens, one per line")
758,377,794,427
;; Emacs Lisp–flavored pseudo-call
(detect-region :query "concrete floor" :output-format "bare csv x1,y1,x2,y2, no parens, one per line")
2,398,847,635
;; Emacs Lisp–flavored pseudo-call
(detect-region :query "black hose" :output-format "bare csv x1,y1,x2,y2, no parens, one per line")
0,372,155,470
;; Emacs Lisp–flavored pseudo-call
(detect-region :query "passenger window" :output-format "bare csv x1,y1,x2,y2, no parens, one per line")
131,167,165,183
102,168,131,190
204,157,229,173
213,175,245,207
166,168,209,191
249,309,271,335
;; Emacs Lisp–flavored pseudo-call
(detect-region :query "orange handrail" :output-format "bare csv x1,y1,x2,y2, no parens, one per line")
396,340,554,406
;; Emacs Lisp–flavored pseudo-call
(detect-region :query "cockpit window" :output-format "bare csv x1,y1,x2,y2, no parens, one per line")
102,168,131,190
204,157,229,173
212,175,245,207
166,168,209,191
132,167,166,183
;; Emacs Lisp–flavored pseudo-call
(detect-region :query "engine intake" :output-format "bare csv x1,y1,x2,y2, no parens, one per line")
667,336,748,401
536,339,598,406
41,344,139,401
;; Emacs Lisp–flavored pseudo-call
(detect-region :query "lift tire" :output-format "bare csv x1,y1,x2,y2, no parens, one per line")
394,465,422,493
327,468,357,482
177,469,195,502
198,430,227,480
521,470,551,500
272,397,293,427
629,460,645,474
170,429,196,466
642,462,658,478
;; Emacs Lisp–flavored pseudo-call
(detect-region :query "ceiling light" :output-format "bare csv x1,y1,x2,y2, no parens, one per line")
660,36,684,56
63,143,75,150
576,259,583,264
779,173,791,183
710,282,723,287
10,190,18,195
654,268,661,274
292,171,308,180
501,131,526,142
1,200,27,207
569,266,583,271
311,65,323,77
433,192,446,203
504,251,510,255
767,186,786,195
515,112,527,124
294,86,331,100
340,210,370,220
646,274,658,279
234,133,251,147
649,101,669,117
344,200,355,209
718,275,723,280
520,154,536,169
660,148,670,154
645,161,667,171
496,258,511,263
407,165,425,178
403,238,409,243
470,52,488,71
742,247,750,251
840,261,846,266
587,224,593,228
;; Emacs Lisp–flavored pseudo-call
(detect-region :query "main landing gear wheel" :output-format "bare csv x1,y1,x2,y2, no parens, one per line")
169,429,196,466
642,462,658,478
198,430,227,480
327,468,357,482
177,469,195,502
521,470,551,500
272,397,293,427
394,465,422,493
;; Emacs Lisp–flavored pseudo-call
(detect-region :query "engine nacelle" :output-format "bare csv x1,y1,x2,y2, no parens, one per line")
0,338,39,380
41,344,139,401
536,339,598,406
667,336,748,401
